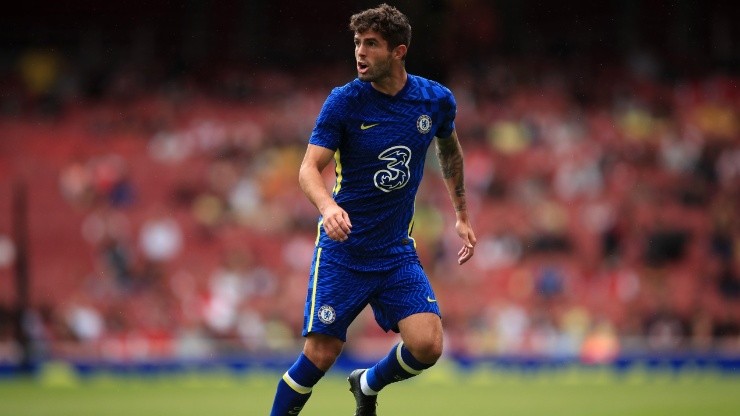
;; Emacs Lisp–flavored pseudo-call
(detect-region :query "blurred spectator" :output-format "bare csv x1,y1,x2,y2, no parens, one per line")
534,260,569,300
473,232,523,271
59,154,136,209
0,305,22,364
62,296,104,344
717,259,740,301
581,320,620,364
17,48,64,115
138,209,183,263
0,234,16,269
81,207,136,290
643,304,690,351
493,301,529,354
59,158,95,208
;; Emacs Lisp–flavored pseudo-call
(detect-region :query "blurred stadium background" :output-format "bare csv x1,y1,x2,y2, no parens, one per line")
0,0,739,412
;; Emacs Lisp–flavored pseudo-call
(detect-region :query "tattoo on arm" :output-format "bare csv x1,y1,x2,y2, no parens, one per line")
454,185,466,212
436,138,463,179
436,137,467,212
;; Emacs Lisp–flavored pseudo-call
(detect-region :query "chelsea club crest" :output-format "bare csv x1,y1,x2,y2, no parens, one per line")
318,305,336,324
416,114,432,134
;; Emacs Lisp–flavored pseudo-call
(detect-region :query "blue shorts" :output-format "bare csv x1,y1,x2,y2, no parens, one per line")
301,247,441,342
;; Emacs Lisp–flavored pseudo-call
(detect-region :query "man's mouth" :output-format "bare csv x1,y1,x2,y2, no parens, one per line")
357,62,369,74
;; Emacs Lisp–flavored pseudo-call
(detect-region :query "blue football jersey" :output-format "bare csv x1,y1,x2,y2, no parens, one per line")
309,74,456,261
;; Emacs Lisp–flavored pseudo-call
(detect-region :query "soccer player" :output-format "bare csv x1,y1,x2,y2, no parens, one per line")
269,4,476,415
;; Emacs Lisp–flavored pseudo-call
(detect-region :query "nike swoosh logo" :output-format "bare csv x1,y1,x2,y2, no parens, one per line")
427,296,437,303
360,122,380,130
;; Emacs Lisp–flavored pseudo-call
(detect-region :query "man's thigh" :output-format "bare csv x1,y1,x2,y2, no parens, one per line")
370,260,441,333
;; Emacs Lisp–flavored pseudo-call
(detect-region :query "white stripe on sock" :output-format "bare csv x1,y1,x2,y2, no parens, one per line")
396,342,423,375
283,372,312,395
360,370,379,396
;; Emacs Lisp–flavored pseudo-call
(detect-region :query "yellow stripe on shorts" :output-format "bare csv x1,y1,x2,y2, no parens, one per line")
306,247,322,333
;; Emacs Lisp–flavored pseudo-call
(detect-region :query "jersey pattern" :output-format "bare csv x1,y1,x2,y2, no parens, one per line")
309,74,456,267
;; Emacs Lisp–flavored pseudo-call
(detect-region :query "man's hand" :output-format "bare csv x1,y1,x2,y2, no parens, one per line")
455,220,476,265
321,203,352,242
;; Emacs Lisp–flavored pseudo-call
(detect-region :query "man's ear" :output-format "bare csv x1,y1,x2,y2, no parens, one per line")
394,44,408,60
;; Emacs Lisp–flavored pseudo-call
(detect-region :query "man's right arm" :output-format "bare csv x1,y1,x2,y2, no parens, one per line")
299,144,352,242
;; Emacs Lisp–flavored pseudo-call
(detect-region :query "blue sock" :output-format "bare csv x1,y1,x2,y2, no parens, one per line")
364,342,434,393
270,353,325,416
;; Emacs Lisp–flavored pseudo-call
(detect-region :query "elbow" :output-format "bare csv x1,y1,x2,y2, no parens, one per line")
298,162,314,191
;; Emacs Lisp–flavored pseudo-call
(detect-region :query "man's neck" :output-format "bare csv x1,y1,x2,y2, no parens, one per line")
371,69,408,96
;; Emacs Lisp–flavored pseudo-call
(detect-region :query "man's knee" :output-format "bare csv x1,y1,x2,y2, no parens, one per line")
405,337,443,365
398,313,444,364
303,333,343,371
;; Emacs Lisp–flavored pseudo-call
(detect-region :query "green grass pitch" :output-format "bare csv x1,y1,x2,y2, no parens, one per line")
1,360,739,415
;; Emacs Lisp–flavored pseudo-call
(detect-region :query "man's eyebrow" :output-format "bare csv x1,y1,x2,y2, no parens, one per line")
354,35,380,43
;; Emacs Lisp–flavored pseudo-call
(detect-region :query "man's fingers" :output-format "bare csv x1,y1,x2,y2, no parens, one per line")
457,243,474,265
324,216,351,241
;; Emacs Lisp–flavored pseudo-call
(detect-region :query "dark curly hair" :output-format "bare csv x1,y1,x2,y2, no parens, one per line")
349,3,412,54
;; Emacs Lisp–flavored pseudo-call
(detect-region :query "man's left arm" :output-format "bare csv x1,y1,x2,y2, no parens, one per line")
435,129,476,265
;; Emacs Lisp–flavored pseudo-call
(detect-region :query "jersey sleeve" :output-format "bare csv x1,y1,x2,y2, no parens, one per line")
435,87,457,139
309,87,345,150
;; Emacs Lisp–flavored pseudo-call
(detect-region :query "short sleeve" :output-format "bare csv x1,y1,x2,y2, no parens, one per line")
309,87,345,150
435,88,457,139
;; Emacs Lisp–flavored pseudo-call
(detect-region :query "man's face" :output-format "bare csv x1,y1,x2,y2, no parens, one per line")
354,30,394,82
